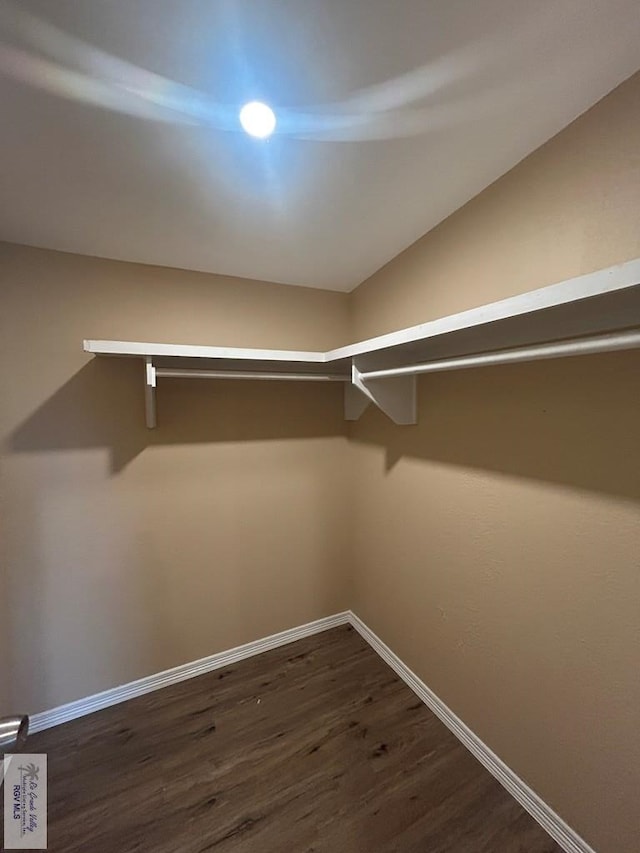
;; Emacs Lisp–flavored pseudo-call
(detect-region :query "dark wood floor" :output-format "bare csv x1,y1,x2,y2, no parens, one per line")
22,625,561,852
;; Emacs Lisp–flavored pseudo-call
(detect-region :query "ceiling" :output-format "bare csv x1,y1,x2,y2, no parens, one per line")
0,1,639,292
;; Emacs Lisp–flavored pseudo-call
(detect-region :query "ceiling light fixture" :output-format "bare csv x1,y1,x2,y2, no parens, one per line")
239,101,276,139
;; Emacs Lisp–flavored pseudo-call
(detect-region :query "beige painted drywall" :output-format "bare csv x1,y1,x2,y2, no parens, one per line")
349,71,640,853
0,242,353,715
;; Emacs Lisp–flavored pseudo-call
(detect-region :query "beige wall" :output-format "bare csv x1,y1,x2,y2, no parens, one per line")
0,242,352,715
349,71,640,853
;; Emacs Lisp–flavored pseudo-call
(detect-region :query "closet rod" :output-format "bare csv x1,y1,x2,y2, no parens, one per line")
155,368,349,382
359,329,640,381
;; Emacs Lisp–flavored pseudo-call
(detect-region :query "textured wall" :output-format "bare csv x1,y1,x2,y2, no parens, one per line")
0,242,352,715
349,71,640,853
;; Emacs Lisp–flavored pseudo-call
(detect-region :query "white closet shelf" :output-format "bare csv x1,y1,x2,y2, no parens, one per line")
85,258,640,428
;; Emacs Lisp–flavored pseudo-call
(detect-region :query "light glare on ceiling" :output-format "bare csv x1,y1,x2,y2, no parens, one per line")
239,101,276,138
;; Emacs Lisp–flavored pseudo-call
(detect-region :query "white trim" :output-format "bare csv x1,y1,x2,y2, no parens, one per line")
28,610,595,853
29,612,350,734
348,612,596,853
83,339,326,363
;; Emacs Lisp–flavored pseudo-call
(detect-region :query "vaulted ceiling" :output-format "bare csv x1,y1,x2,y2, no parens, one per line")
1,0,639,290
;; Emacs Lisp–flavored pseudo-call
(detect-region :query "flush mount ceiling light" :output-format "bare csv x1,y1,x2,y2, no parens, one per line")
239,101,276,138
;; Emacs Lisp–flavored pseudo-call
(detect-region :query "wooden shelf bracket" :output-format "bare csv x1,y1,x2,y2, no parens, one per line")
351,364,417,425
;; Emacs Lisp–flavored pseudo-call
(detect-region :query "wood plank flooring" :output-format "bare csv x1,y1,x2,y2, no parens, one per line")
24,625,562,852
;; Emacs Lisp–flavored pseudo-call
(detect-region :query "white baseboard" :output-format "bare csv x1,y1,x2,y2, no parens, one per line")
29,611,350,734
29,608,594,853
348,612,596,853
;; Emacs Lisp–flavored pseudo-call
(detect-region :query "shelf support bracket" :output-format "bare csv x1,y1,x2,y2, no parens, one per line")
351,364,417,425
344,382,370,421
144,357,157,429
